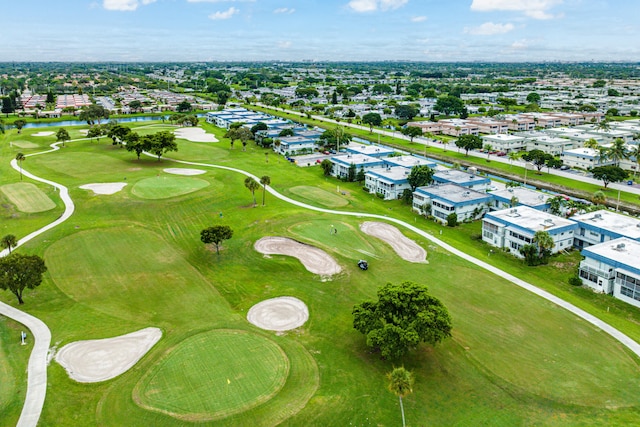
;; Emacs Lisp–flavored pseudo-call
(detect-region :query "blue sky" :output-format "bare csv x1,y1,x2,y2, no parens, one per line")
3,0,639,62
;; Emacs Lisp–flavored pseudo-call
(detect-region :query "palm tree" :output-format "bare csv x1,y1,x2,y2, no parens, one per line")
508,151,520,167
596,119,611,132
483,143,493,160
607,138,628,167
630,144,640,177
260,175,271,206
15,152,25,181
592,190,607,206
583,138,600,149
387,367,414,427
596,146,610,165
244,177,260,207
442,140,449,152
534,230,554,258
1,234,17,254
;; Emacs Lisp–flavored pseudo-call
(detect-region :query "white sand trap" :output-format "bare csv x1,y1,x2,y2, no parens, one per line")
32,131,54,137
79,129,88,135
360,221,427,263
163,168,206,176
247,296,309,331
255,236,341,276
55,327,162,383
79,182,127,195
174,127,218,142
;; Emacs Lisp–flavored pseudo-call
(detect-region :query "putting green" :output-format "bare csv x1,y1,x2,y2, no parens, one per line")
131,176,210,199
134,330,289,421
289,186,348,207
0,182,56,213
10,140,39,149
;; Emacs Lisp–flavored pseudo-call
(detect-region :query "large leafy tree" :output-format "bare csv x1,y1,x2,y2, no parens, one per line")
387,367,414,427
401,126,423,143
13,119,27,134
244,177,260,207
521,149,554,172
0,254,47,304
352,281,452,359
148,131,178,161
200,225,234,255
362,112,382,133
592,165,628,189
260,175,271,206
124,132,150,160
455,134,482,156
176,100,192,113
87,125,104,142
55,128,70,147
1,234,17,254
107,124,130,145
407,165,434,191
320,159,333,176
395,105,419,120
79,104,109,126
319,127,352,150
434,95,465,116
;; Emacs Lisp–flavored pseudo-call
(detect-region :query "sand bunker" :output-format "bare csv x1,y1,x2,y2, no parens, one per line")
80,182,127,195
174,127,218,142
360,221,427,263
79,129,89,135
255,236,341,276
55,327,162,383
247,296,309,331
32,131,54,137
163,168,206,176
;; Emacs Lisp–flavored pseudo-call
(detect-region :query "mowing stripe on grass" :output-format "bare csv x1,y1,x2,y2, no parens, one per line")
0,183,56,213
133,329,289,422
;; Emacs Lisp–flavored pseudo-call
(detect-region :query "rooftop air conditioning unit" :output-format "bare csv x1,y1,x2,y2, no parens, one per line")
616,243,626,250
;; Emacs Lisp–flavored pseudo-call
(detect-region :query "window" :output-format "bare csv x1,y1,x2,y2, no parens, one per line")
617,272,640,301
580,269,598,283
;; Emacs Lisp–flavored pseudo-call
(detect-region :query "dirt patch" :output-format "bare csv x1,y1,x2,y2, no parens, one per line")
173,127,218,142
254,236,341,276
79,183,127,195
360,221,427,263
55,327,162,383
163,168,206,176
247,296,309,331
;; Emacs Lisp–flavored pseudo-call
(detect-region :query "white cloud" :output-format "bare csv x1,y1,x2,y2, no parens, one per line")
470,0,563,19
208,6,238,20
278,41,292,49
464,22,515,35
411,16,427,23
274,7,295,14
103,0,139,11
511,40,528,50
348,0,408,13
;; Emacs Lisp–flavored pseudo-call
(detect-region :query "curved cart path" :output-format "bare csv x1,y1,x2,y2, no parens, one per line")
1,141,75,427
161,154,640,358
2,137,639,427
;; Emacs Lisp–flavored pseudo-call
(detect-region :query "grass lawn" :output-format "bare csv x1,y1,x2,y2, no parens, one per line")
0,182,56,213
2,123,640,425
0,316,30,427
131,176,210,199
289,185,349,208
134,329,290,421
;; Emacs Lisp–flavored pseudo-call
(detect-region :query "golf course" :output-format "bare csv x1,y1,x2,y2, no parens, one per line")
2,120,640,426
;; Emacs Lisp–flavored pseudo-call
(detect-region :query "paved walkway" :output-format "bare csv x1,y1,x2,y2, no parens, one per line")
3,134,640,427
1,141,74,427
163,154,640,357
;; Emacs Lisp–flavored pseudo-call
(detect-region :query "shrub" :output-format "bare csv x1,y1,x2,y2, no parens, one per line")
569,275,583,287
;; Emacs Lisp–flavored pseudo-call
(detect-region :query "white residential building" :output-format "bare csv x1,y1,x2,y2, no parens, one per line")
571,210,640,249
413,184,492,223
578,238,640,309
482,206,577,257
481,134,526,153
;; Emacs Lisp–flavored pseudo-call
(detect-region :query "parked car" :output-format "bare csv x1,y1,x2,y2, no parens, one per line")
496,151,507,157
323,150,330,155
560,165,570,170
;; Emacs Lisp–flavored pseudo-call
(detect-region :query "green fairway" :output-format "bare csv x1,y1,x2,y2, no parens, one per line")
131,176,210,199
289,185,349,207
0,316,29,427
0,182,56,213
4,123,640,426
135,330,289,421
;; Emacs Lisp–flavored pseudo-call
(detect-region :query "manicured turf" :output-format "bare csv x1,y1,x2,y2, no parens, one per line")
289,185,349,207
131,176,210,199
134,330,289,421
0,182,56,212
4,124,640,426
10,141,38,149
0,316,29,427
